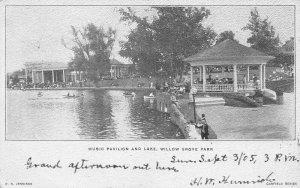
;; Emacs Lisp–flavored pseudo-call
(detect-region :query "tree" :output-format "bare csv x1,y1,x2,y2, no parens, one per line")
119,24,162,76
119,7,217,79
242,8,280,55
12,74,19,85
216,30,238,44
62,24,116,81
268,37,294,68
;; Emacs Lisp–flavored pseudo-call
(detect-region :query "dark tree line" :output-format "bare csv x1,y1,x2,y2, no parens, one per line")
61,7,291,82
119,7,217,79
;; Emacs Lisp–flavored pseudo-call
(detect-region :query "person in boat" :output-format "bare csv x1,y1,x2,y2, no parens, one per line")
131,92,136,96
37,92,43,97
149,92,154,97
67,92,70,97
73,93,75,97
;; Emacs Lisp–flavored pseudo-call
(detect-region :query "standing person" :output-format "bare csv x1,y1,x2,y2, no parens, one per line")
243,75,247,84
200,114,209,140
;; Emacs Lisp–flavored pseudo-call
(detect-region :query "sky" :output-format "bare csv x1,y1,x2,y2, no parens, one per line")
5,5,295,73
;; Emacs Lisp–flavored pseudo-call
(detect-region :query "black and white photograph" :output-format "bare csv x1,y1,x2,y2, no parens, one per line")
1,1,300,188
5,5,295,141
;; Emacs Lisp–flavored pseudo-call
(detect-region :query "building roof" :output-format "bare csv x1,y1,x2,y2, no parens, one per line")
110,58,132,67
25,61,69,70
184,39,274,66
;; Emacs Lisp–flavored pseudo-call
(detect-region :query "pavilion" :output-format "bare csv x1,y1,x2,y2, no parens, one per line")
24,59,133,84
24,61,84,83
109,58,133,79
184,39,275,93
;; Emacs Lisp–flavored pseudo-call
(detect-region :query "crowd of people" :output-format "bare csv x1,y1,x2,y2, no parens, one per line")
8,80,90,90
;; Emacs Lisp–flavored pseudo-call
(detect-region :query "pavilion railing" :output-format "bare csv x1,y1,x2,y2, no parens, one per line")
237,83,260,90
192,83,260,92
206,84,233,92
193,84,203,92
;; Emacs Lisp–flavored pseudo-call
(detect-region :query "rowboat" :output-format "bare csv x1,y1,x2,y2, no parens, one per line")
143,96,155,100
124,92,136,97
63,95,80,98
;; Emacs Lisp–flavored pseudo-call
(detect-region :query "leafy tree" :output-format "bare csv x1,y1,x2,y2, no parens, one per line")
268,54,293,68
216,30,238,44
62,24,116,81
119,7,217,79
119,24,162,76
268,37,294,68
12,74,19,85
242,8,280,55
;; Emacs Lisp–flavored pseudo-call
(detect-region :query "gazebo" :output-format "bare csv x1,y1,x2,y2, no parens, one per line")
184,39,275,92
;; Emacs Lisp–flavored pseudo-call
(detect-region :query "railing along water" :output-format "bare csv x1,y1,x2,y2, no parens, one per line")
238,83,260,90
193,83,259,92
206,84,233,92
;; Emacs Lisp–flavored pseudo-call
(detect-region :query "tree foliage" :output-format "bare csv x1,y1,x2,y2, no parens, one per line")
119,24,161,76
62,24,116,80
216,30,238,44
12,75,19,85
243,8,280,55
268,38,294,68
119,7,217,78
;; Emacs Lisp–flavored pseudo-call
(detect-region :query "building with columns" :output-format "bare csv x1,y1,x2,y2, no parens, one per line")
24,59,133,84
109,58,133,79
184,39,275,93
24,61,83,84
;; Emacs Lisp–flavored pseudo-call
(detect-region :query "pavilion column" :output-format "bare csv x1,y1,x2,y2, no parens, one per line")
190,66,193,88
42,70,44,83
32,71,34,83
37,71,39,83
199,66,202,82
52,70,54,83
263,64,266,89
74,70,77,82
246,65,250,82
25,69,27,84
80,71,82,81
110,66,113,78
233,64,238,92
202,65,206,92
63,69,65,82
221,66,224,78
259,64,263,90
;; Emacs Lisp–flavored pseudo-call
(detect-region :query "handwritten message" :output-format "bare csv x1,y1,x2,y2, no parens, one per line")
22,146,299,187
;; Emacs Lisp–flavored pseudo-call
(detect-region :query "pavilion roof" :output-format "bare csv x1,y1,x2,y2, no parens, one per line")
24,61,68,70
184,39,274,65
110,58,132,66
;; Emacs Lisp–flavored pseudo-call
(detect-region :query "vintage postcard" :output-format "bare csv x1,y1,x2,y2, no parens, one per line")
0,0,299,187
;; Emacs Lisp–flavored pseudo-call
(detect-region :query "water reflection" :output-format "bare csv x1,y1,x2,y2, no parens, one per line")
7,89,183,140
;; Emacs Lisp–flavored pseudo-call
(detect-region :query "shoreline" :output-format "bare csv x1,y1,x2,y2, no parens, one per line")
6,87,156,91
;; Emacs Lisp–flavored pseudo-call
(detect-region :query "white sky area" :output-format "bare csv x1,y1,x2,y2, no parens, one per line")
6,6,295,73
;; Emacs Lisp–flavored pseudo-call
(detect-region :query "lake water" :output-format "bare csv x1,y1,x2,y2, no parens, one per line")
6,89,184,140
6,89,295,140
